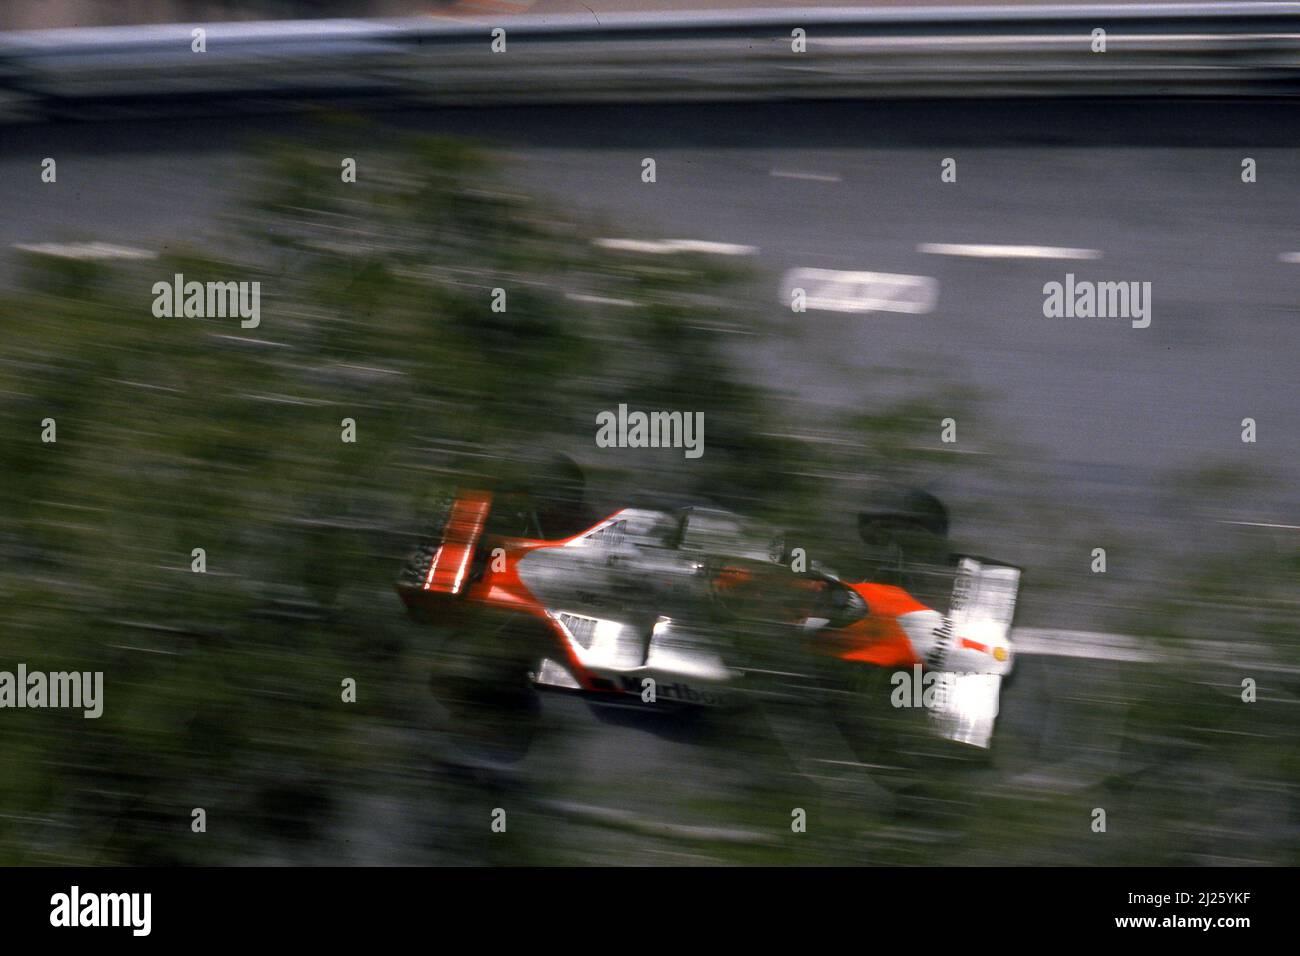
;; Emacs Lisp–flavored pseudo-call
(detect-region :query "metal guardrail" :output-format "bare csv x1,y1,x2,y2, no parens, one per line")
0,4,1297,119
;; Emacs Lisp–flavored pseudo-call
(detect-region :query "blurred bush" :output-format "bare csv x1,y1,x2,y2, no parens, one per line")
0,133,857,863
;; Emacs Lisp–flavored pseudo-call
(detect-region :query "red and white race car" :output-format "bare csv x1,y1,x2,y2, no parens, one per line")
398,483,1021,748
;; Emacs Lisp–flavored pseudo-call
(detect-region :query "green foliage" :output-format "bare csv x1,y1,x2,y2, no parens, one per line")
0,133,836,863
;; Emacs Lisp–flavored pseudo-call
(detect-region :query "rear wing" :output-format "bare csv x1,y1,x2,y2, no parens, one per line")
396,490,492,616
928,556,1022,749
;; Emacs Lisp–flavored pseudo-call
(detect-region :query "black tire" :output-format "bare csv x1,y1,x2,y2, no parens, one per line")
857,485,951,592
430,661,543,765
497,451,591,539
859,484,949,541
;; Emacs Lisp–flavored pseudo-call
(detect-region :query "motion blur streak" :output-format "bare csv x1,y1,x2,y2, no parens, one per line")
0,9,1296,866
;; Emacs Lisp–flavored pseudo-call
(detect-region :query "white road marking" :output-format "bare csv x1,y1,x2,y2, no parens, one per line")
594,238,757,256
904,443,990,456
13,241,157,260
107,380,183,393
565,292,638,307
770,169,842,183
1279,252,1300,264
540,800,766,843
207,334,290,348
1012,627,1163,663
337,364,404,376
240,393,329,406
812,759,905,771
106,644,181,656
918,242,1101,260
781,267,937,315
687,324,756,335
1218,520,1300,531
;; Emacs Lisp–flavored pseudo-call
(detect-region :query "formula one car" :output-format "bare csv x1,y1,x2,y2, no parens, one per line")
397,478,1021,749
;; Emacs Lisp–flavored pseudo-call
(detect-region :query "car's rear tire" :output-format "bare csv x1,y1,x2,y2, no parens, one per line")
859,484,949,541
857,485,951,591
491,451,591,539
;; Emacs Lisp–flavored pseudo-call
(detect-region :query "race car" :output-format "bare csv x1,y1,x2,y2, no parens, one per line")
397,479,1021,749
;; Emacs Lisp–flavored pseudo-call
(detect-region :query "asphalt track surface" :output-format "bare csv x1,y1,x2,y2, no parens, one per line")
4,100,1295,544
2,98,1296,861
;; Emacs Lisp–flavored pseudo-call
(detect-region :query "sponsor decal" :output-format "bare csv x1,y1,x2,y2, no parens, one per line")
618,674,723,706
